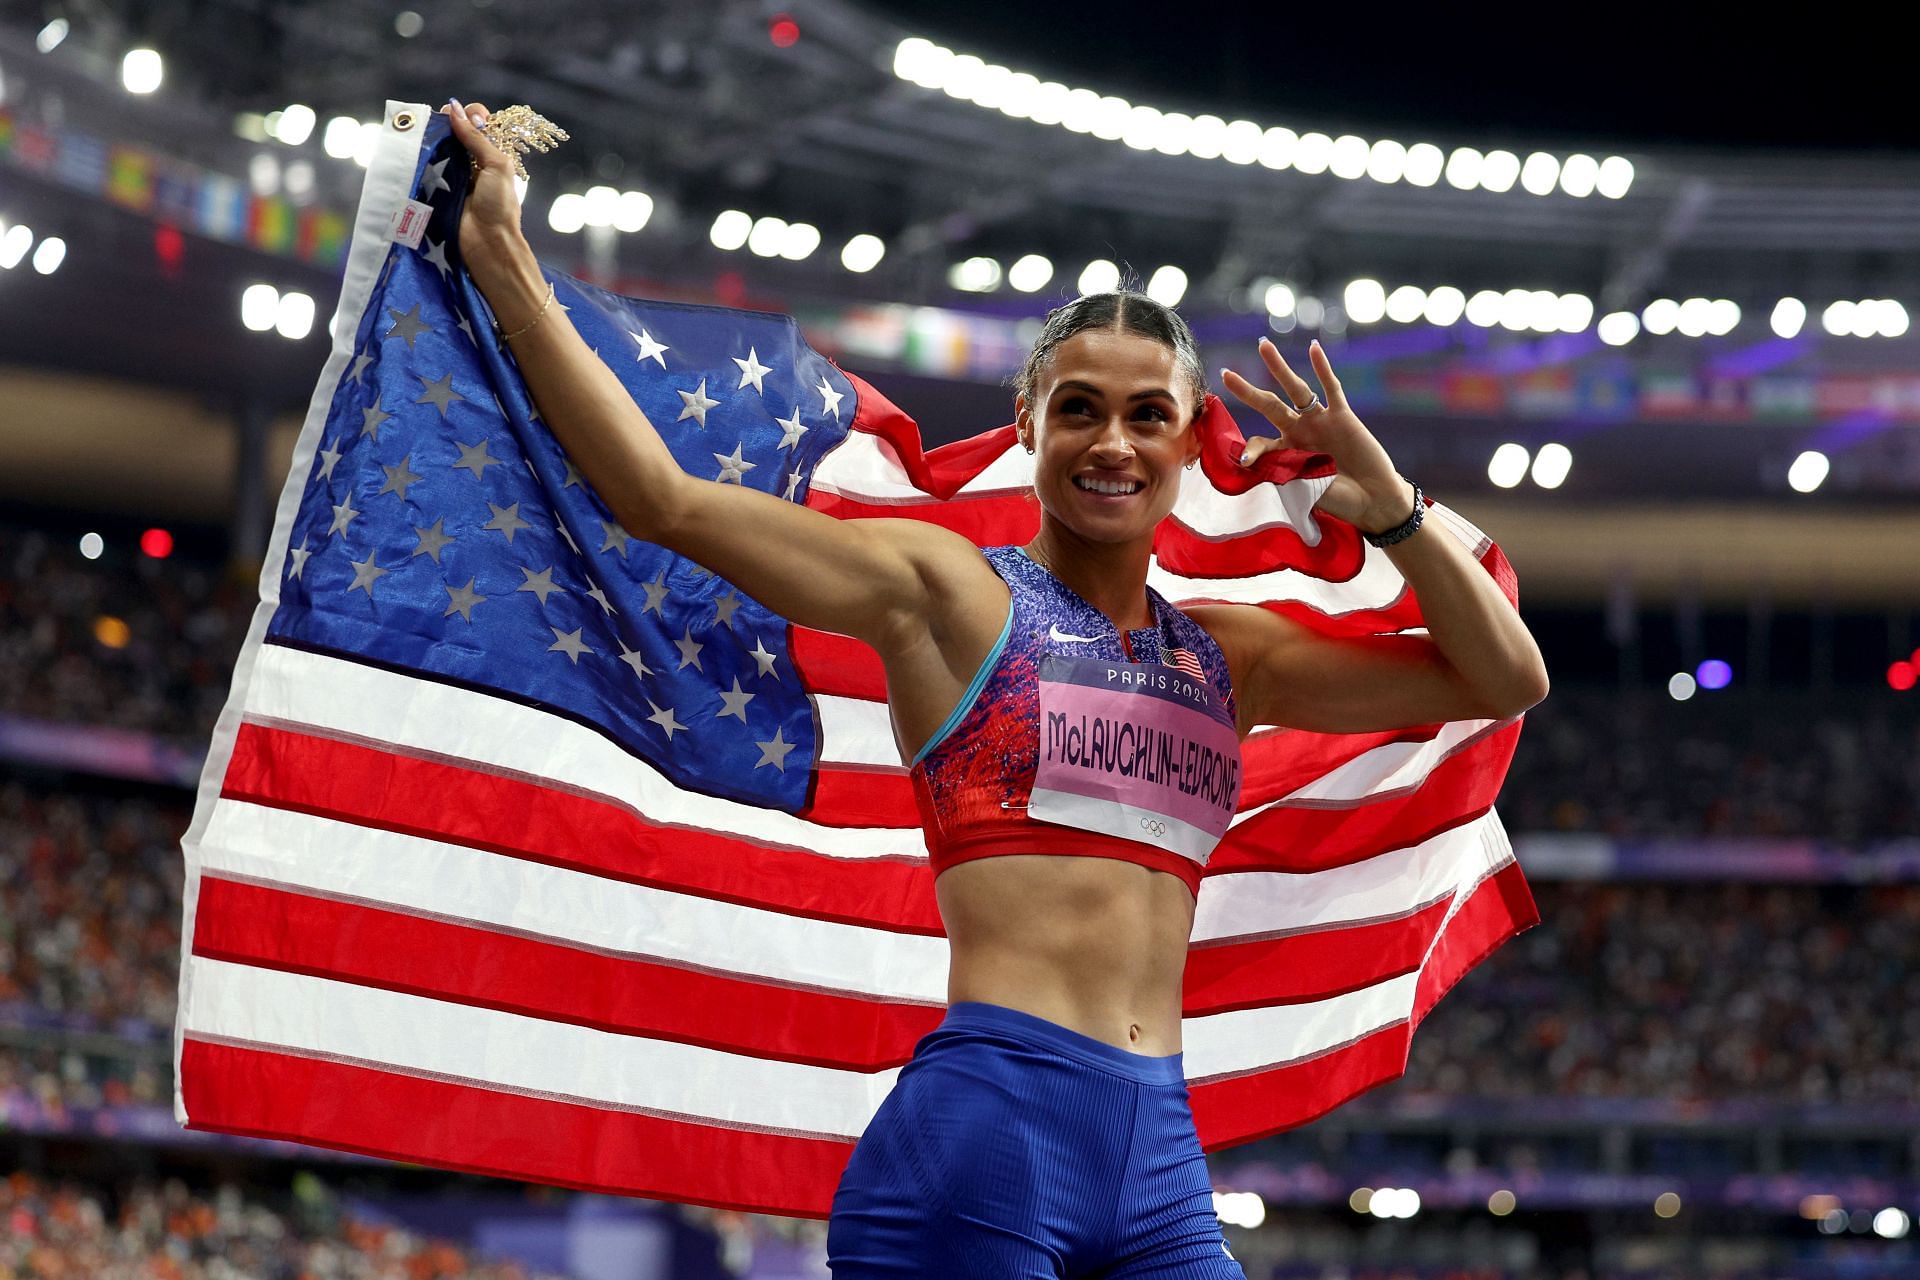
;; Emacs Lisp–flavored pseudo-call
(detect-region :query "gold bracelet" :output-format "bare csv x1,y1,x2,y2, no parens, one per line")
499,280,555,342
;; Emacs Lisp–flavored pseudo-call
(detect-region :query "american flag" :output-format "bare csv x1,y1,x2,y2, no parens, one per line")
175,103,1537,1219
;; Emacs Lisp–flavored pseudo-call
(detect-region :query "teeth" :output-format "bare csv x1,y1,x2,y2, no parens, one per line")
1076,477,1140,495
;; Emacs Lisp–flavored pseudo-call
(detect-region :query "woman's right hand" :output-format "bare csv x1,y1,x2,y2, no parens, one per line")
439,99,528,282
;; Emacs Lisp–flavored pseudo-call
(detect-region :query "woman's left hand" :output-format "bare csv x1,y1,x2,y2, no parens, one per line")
1220,337,1415,534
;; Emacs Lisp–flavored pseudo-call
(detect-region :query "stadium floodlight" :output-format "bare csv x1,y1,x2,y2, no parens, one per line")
0,224,31,270
1596,155,1635,198
998,71,1041,120
30,236,65,274
1386,284,1427,324
241,283,280,332
122,48,163,94
1464,289,1504,328
840,234,886,273
1444,146,1484,190
1365,138,1407,184
1402,142,1444,186
1597,311,1641,346
1519,151,1560,195
1263,281,1297,318
1641,298,1680,335
548,193,587,233
1294,295,1325,328
1530,442,1572,488
746,216,787,257
614,190,654,233
1479,149,1521,193
1222,119,1262,164
1145,264,1187,306
1668,672,1697,701
949,256,1003,292
1874,1209,1912,1240
1696,659,1733,690
1821,300,1854,335
1187,114,1227,160
1078,258,1121,294
248,152,280,197
272,104,317,146
1258,126,1298,170
1676,297,1713,338
79,533,104,560
1293,131,1333,174
778,221,820,261
942,53,985,100
1423,285,1466,326
1488,443,1531,488
1527,289,1561,333
1122,104,1162,151
1787,450,1829,493
1090,95,1130,140
709,209,751,251
1008,253,1054,292
968,62,1012,111
1153,111,1194,156
1556,292,1594,333
1770,297,1806,338
1030,81,1071,126
1558,153,1599,197
1343,278,1387,324
583,185,619,228
1878,300,1910,337
36,17,69,51
1499,288,1534,332
1328,134,1370,179
276,290,316,340
1706,298,1740,336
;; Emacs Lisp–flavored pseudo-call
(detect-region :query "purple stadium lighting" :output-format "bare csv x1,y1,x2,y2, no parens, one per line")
1696,659,1733,690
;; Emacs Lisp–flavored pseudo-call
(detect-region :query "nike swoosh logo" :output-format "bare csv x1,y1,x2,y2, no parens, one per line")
1048,624,1099,644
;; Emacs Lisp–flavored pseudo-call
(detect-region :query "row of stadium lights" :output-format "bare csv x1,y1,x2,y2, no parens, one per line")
1493,439,1830,499
891,39,1635,200
1803,1198,1912,1239
0,219,66,274
238,284,318,339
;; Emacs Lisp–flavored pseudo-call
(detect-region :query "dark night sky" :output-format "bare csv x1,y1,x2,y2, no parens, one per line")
859,1,1917,152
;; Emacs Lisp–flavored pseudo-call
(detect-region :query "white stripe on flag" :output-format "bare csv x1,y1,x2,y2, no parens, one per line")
1277,717,1504,807
181,957,895,1138
1182,970,1418,1079
243,645,932,861
1191,809,1511,944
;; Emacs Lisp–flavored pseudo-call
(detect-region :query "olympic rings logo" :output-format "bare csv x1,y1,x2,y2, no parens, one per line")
1140,817,1169,838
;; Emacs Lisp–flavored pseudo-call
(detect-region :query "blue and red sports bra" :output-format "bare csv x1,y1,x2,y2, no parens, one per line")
907,545,1245,897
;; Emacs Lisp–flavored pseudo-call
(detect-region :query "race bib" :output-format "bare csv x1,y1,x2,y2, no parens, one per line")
1028,654,1242,863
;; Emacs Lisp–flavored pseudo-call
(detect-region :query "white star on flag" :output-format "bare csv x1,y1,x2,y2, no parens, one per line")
732,348,772,393
677,379,720,427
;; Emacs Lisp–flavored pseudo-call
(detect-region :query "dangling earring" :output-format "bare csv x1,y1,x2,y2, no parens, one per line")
1185,459,1196,470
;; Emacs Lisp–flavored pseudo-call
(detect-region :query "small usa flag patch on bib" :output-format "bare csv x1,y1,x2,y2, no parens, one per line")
1164,646,1205,680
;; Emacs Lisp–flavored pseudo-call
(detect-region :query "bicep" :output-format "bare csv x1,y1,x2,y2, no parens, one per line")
655,477,969,649
1190,603,1505,735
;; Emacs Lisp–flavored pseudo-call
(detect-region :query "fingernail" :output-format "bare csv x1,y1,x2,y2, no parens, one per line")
1238,450,1250,465
467,109,486,127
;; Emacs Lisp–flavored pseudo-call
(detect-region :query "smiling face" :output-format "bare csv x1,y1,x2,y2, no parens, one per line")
1017,327,1204,544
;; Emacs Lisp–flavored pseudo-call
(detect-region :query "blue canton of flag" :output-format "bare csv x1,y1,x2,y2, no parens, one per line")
269,122,859,813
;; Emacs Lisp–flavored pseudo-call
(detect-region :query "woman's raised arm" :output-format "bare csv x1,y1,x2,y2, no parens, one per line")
440,100,967,651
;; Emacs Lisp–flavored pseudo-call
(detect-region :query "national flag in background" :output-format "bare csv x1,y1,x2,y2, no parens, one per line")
175,102,1537,1219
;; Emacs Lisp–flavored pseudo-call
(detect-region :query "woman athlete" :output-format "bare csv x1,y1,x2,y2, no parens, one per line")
443,100,1548,1278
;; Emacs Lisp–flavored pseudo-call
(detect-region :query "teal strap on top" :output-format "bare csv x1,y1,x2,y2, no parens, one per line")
910,598,1014,767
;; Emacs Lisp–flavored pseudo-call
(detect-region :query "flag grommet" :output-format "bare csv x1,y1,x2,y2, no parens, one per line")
392,110,417,130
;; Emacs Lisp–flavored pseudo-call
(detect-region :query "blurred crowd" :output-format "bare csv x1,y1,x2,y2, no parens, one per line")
1501,685,1920,843
1405,881,1920,1106
0,1171,559,1279
0,528,246,741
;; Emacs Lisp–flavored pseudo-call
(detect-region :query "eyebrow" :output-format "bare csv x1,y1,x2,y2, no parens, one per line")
1052,380,1175,402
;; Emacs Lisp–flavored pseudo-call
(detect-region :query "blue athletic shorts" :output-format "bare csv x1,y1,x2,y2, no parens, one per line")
827,1000,1247,1278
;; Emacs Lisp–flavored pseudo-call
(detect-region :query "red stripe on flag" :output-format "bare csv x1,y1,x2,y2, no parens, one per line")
1211,723,1521,874
191,876,943,1071
222,721,944,933
1191,858,1537,1151
789,626,884,701
180,1036,855,1219
1182,893,1455,1016
1153,514,1366,582
799,764,916,826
